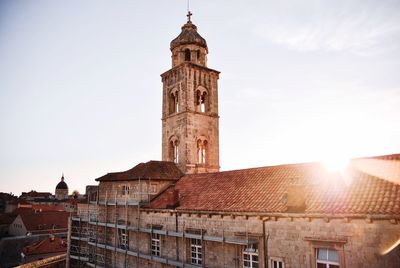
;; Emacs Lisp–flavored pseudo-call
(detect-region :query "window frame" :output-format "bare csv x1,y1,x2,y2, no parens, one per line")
190,238,202,265
151,233,161,256
169,139,179,163
185,48,191,61
270,257,285,268
149,183,158,194
316,248,340,268
118,228,129,250
306,238,346,268
243,243,259,268
121,185,130,196
169,90,179,114
197,139,208,165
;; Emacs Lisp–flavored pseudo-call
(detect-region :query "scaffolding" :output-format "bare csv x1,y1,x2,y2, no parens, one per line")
69,186,261,268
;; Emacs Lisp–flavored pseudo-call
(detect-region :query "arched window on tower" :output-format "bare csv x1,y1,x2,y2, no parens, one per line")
169,91,179,114
197,139,208,164
185,49,191,61
196,50,201,63
169,140,179,163
195,90,208,113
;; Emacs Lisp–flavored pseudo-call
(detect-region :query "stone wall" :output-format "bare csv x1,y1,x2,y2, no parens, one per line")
161,63,220,174
97,181,171,203
71,205,400,268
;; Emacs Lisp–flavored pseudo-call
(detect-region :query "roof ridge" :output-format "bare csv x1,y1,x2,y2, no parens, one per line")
186,162,321,177
185,153,400,177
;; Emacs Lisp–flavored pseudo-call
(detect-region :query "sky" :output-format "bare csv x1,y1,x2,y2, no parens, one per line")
1,0,399,196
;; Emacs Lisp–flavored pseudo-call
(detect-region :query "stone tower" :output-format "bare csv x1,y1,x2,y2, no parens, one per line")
161,12,220,174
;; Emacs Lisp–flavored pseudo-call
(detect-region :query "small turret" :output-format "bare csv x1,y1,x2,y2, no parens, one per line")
170,12,208,67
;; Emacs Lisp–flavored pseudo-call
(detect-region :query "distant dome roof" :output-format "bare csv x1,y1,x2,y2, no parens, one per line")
56,175,68,190
170,22,207,51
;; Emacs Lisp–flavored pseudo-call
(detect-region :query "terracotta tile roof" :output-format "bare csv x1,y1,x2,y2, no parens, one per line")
20,191,52,199
13,204,65,212
150,154,400,215
96,160,183,182
148,186,179,209
18,210,69,232
23,236,67,256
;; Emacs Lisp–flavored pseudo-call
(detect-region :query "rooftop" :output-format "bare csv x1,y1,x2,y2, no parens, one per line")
150,154,400,215
96,160,183,182
17,210,69,232
170,20,207,51
22,236,67,256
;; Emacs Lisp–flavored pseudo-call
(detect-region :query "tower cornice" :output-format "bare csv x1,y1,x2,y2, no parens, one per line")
160,62,220,79
161,110,220,121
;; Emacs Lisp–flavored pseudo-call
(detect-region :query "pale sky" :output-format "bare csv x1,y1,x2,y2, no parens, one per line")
1,0,399,195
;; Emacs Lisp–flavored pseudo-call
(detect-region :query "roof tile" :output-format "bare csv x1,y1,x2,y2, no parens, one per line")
150,154,400,215
96,160,183,182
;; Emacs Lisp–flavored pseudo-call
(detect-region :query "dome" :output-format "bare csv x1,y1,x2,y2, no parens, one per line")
170,21,207,51
56,175,68,190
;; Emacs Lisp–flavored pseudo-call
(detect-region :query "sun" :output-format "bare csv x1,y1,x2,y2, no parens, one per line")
321,156,349,172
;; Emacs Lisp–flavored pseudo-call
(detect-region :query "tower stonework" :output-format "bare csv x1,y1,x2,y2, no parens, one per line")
161,14,220,174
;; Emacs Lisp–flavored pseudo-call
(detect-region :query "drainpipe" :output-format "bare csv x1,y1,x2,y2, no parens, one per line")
262,218,270,268
175,211,179,261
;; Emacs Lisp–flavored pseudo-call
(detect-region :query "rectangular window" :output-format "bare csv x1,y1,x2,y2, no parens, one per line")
121,185,130,195
316,248,339,268
270,257,285,268
243,244,259,268
151,233,161,256
191,238,202,265
118,228,129,250
149,183,158,194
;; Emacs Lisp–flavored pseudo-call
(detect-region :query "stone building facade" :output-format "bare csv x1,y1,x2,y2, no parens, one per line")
67,12,400,268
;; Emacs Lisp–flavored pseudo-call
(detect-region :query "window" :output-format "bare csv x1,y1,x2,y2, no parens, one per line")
196,50,201,61
118,228,129,250
169,139,179,163
316,248,339,268
195,90,208,113
243,244,258,268
191,238,202,265
151,233,161,256
169,91,179,114
149,183,157,194
270,258,285,268
197,139,207,164
185,49,191,61
121,185,130,195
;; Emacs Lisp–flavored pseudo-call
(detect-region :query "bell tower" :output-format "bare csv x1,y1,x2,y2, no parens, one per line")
161,12,220,174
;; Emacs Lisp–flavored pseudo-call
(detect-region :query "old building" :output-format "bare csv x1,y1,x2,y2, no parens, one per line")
67,12,400,268
21,235,67,264
20,191,53,202
9,209,69,236
55,174,69,200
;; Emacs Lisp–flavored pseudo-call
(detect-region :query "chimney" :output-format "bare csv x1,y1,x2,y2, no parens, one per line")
285,180,306,212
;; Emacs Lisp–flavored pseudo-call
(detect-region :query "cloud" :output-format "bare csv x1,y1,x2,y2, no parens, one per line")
251,1,400,55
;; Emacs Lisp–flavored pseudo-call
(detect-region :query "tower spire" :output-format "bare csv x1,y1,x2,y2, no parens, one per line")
187,10,192,23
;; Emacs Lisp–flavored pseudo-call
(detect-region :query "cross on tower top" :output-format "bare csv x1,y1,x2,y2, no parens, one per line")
187,11,192,23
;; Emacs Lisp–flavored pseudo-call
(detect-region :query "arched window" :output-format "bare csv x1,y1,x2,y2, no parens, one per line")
169,140,179,163
197,139,207,164
195,90,208,113
169,91,179,114
185,49,191,61
196,50,201,62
